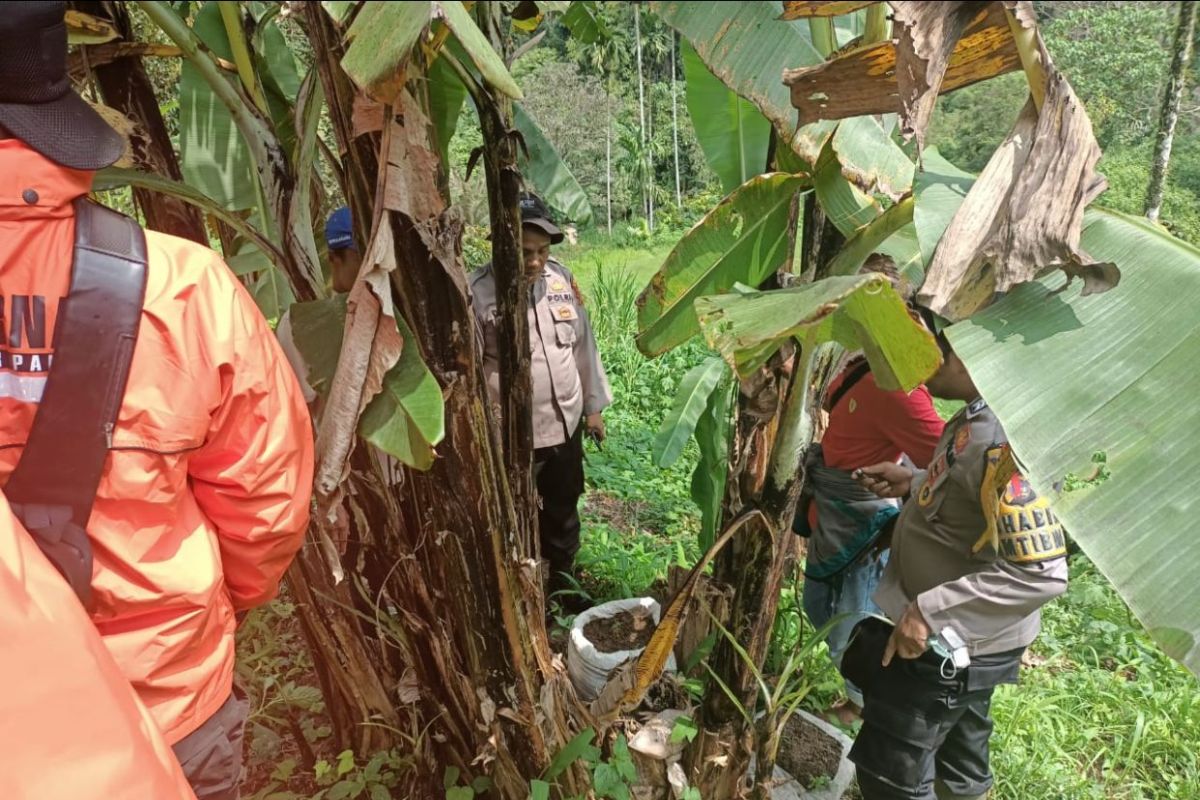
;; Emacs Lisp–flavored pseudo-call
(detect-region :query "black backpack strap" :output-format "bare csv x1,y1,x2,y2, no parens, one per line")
6,199,148,608
823,358,871,413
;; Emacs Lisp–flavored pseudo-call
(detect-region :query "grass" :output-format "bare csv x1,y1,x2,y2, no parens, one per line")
239,236,1200,799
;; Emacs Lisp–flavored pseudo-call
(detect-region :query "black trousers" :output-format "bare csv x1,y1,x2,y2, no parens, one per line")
842,617,1022,800
172,685,250,800
534,426,585,586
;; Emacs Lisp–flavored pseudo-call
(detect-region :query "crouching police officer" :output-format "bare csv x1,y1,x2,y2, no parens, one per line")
470,194,612,613
845,323,1069,800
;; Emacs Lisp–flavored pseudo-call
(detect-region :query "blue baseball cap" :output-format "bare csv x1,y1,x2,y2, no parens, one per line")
325,206,355,251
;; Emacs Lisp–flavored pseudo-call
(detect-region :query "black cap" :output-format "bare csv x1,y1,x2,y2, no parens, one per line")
519,192,563,244
0,2,125,170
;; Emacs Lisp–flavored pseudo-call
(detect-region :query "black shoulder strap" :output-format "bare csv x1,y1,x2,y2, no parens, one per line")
823,358,871,413
7,199,148,607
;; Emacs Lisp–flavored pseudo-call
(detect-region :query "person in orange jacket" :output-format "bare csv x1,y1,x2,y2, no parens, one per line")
0,4,314,798
0,489,197,800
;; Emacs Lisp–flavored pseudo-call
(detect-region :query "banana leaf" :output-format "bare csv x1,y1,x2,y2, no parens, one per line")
178,1,257,210
913,147,976,268
513,103,593,225
680,40,772,194
949,208,1200,676
695,274,942,390
342,1,431,103
652,1,822,140
636,174,808,357
560,1,607,43
691,371,734,552
359,314,446,471
652,356,728,468
437,0,523,101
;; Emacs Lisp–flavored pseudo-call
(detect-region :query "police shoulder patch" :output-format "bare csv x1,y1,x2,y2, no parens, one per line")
995,474,1068,564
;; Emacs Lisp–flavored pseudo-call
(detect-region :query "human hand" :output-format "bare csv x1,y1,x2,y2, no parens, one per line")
882,602,930,666
585,412,605,445
853,461,914,499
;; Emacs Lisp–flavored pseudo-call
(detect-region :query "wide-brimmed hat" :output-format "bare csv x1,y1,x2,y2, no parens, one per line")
0,1,125,170
519,193,563,244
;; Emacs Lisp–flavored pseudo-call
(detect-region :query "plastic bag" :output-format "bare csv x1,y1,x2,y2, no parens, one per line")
567,597,677,701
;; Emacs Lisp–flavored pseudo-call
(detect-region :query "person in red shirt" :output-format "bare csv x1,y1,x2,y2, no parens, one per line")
796,257,945,721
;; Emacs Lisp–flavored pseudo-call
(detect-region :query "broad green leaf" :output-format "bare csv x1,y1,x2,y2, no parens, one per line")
949,208,1200,677
592,763,630,800
680,40,771,194
255,18,301,101
560,1,608,43
670,715,699,744
913,148,976,269
692,374,733,551
226,248,273,276
342,1,431,102
831,116,914,199
543,728,599,780
814,139,880,236
321,1,357,24
444,766,460,791
513,103,593,224
652,1,822,139
825,195,914,277
178,1,256,210
290,295,349,397
875,222,925,290
254,17,303,159
695,274,941,390
636,173,808,357
653,357,727,468
530,780,551,800
359,314,446,471
438,1,524,100
250,260,295,321
428,53,468,165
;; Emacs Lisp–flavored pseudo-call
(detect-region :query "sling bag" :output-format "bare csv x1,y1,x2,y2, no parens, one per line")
6,199,148,609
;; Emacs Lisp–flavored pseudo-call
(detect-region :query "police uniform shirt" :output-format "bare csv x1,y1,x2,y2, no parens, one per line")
470,258,613,449
874,399,1069,657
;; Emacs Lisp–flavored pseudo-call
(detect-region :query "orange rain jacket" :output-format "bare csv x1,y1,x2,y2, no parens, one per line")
0,140,314,744
0,487,196,799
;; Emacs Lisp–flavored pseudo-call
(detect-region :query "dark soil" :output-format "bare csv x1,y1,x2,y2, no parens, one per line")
584,607,655,652
639,672,689,714
776,713,843,790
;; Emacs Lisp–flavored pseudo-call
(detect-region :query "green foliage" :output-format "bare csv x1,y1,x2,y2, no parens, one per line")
696,274,942,389
951,207,1200,678
669,715,699,744
358,313,446,470
652,356,727,468
679,39,771,194
989,557,1200,800
1096,145,1200,244
513,101,594,224
635,173,808,356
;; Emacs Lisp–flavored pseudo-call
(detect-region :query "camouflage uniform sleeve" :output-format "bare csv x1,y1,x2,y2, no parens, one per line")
915,425,1069,649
